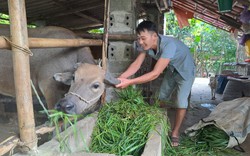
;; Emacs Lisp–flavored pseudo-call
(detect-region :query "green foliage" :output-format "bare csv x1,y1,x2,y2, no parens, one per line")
167,135,242,156
41,110,88,153
0,13,10,25
165,11,237,76
90,86,170,156
0,12,36,28
88,28,104,34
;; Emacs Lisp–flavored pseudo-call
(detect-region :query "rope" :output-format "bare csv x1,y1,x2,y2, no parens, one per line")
65,91,103,105
1,36,33,56
30,80,49,116
9,137,38,155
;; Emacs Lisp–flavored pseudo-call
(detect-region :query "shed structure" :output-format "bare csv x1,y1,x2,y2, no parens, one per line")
0,0,249,155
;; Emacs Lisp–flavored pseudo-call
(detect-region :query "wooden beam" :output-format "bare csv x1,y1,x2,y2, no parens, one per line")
192,0,242,29
154,0,162,13
0,124,56,156
75,12,102,23
8,0,37,152
236,0,250,6
75,33,136,41
162,0,169,10
69,23,103,30
45,3,103,19
172,1,227,26
0,136,20,156
28,2,103,21
52,0,102,24
172,0,234,31
0,37,102,49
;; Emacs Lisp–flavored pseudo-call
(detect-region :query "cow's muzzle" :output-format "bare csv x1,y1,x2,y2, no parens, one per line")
55,98,76,114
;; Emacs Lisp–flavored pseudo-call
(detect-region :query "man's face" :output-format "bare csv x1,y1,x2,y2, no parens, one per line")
137,29,158,50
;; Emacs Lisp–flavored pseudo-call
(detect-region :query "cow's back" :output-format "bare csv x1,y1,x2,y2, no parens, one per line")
0,25,95,109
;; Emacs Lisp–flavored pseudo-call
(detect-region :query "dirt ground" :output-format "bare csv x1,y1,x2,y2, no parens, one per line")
166,77,250,156
0,77,250,155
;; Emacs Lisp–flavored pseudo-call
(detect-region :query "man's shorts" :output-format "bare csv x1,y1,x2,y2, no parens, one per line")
159,69,195,108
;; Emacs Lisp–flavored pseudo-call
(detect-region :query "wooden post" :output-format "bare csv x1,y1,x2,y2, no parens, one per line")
101,0,110,104
102,0,110,70
8,0,37,152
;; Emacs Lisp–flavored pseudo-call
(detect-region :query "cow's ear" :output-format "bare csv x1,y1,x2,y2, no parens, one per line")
104,72,120,86
74,62,82,70
53,72,73,85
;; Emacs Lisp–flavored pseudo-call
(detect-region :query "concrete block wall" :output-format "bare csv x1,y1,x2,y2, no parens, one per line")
105,0,136,102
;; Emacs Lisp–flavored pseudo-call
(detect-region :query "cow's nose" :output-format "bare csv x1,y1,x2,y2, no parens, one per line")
55,101,76,114
64,103,75,112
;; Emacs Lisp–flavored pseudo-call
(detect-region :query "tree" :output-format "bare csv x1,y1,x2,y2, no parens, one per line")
164,11,236,77
0,13,10,25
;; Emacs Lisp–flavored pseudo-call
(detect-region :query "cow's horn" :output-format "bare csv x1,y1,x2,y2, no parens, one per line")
104,72,120,86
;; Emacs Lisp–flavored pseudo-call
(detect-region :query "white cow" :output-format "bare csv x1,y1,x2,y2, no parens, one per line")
0,25,119,114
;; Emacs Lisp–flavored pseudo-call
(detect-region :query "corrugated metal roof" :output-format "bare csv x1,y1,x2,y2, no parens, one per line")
0,0,104,31
0,0,247,33
171,0,245,32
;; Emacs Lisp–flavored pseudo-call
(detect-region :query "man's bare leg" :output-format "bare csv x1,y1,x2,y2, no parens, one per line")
171,108,186,146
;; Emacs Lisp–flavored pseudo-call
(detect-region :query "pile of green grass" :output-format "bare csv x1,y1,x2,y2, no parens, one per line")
90,86,170,156
166,125,242,156
41,85,241,155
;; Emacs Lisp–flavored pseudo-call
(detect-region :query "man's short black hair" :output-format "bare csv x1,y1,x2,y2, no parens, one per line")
136,20,157,34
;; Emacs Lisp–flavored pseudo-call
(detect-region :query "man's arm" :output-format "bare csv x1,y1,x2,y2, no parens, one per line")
116,58,170,88
119,52,146,78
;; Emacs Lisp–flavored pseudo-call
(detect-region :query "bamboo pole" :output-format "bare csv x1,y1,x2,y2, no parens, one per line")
8,0,37,152
100,0,110,104
0,37,102,49
102,0,110,70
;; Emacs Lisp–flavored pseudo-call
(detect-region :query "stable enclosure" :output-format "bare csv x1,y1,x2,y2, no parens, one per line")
0,0,250,155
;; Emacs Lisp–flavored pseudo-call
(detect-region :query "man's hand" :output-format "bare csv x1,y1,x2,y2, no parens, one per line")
115,78,132,89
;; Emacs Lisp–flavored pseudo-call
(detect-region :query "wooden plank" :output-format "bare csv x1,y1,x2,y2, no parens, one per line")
0,136,20,156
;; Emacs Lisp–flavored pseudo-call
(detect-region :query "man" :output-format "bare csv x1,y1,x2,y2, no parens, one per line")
115,20,196,146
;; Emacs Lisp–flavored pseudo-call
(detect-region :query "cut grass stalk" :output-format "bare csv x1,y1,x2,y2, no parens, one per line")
90,86,170,156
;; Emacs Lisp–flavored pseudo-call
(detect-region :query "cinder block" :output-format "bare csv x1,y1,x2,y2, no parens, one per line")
108,42,134,61
109,11,134,34
107,61,132,74
110,0,133,12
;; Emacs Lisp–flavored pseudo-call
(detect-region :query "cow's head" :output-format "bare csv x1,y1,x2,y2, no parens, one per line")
53,63,120,114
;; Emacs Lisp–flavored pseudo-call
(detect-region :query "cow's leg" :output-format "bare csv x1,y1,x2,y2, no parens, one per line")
211,88,213,100
211,89,216,100
213,90,216,100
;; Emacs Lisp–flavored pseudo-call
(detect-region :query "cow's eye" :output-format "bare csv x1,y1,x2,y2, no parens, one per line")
92,82,100,89
72,74,75,82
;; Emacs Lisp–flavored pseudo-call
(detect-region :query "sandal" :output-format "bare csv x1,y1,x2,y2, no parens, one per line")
170,136,180,147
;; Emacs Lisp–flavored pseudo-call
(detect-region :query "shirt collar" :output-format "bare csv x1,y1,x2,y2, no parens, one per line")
156,34,161,55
